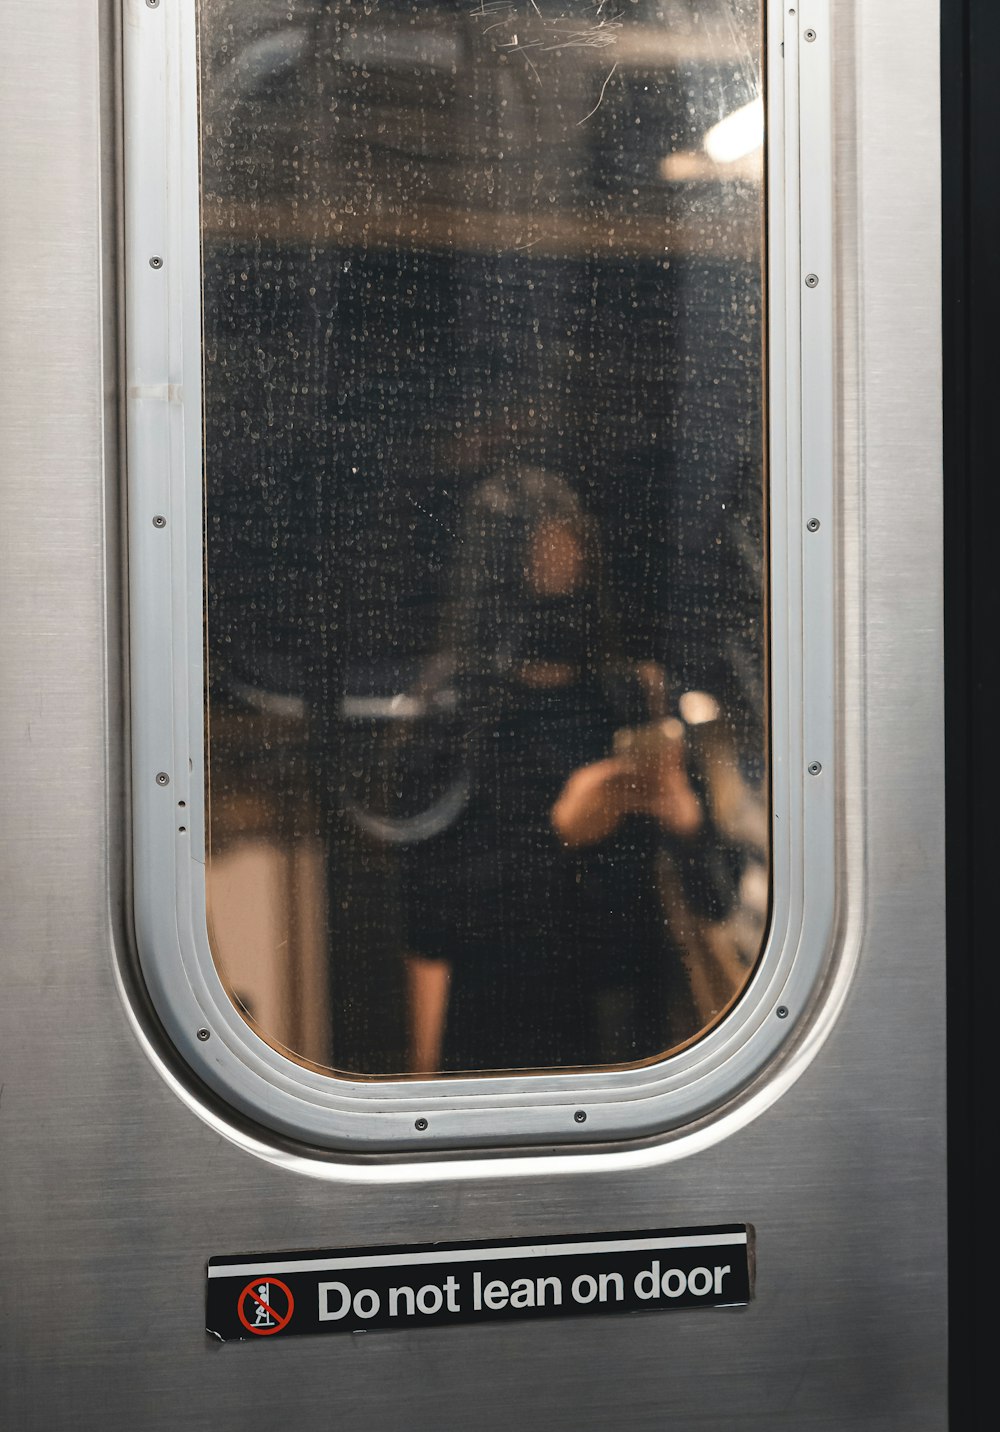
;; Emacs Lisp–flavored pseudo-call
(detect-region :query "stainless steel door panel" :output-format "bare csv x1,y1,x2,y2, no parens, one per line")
0,1,946,1427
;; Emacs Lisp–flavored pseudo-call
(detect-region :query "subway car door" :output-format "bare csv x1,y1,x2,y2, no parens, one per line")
1,1,949,1429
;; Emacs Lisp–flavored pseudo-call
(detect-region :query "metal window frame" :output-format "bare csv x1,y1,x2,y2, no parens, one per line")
123,0,845,1157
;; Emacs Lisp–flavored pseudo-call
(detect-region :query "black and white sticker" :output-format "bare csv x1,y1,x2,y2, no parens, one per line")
207,1225,753,1341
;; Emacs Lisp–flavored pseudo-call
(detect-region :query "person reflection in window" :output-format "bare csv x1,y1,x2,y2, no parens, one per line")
405,467,708,1075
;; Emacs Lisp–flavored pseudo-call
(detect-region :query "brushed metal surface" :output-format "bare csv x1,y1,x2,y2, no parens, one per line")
0,1,946,1429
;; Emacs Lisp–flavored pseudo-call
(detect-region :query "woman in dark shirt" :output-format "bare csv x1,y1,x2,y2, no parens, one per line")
405,468,705,1074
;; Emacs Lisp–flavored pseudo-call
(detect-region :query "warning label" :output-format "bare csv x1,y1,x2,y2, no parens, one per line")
237,1278,295,1336
207,1225,753,1342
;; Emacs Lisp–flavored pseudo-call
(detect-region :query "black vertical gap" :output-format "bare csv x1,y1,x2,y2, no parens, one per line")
941,2,970,1422
944,1,998,1425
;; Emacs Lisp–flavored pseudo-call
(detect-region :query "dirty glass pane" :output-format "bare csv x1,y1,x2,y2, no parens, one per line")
199,0,768,1077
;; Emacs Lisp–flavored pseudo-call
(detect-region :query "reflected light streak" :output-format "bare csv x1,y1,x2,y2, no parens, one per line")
704,97,764,164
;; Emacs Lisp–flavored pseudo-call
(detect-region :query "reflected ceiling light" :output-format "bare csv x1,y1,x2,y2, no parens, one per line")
679,690,721,726
704,97,764,164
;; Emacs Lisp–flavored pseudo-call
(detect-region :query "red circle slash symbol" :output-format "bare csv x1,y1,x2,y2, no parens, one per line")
237,1277,295,1335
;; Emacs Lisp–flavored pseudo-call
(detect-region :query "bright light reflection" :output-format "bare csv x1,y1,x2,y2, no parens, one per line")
704,97,764,164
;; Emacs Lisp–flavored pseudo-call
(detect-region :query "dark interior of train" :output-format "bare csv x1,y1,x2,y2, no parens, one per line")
196,0,769,1078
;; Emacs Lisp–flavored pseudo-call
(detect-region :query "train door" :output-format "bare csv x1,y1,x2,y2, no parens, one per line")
1,1,948,1427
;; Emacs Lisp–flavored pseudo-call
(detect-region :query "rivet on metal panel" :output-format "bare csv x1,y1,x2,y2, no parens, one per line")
152,514,166,528
776,1006,789,1019
574,1110,587,1123
146,0,160,8
197,1028,211,1042
414,1117,429,1131
156,771,170,786
805,273,819,288
807,517,821,532
808,761,822,776
804,28,817,42
149,256,163,270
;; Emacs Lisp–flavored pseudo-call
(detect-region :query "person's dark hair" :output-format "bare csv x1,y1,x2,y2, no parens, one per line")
435,466,622,700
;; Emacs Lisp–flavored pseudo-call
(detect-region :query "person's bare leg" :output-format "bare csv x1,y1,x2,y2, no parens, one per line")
406,955,451,1074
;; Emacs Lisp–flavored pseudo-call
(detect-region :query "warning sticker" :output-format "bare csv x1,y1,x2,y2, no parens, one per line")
236,1278,295,1336
207,1225,753,1342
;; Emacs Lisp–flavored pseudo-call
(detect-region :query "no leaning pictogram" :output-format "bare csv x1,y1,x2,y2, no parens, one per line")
237,1277,295,1335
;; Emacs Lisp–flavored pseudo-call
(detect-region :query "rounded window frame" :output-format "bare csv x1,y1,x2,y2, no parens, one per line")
123,0,839,1154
